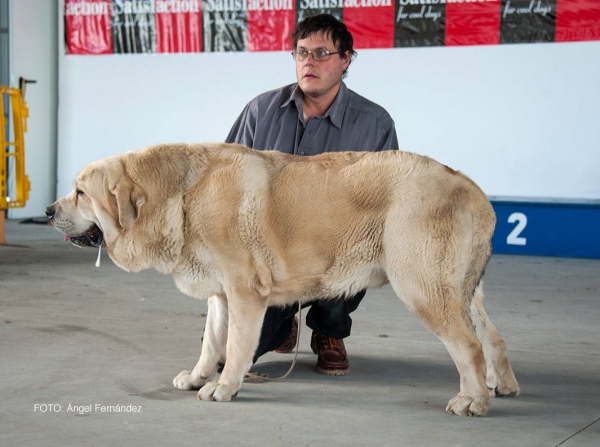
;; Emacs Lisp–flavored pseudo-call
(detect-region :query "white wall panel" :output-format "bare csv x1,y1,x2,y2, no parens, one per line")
57,16,600,200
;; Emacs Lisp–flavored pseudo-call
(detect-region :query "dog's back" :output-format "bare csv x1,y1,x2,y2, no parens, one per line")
241,149,495,305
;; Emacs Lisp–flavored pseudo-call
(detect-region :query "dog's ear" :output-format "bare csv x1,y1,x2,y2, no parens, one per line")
111,180,146,230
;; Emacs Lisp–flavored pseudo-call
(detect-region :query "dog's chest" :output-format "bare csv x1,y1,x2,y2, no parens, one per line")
172,253,223,300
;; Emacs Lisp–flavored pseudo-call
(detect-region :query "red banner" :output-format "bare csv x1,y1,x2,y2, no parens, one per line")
63,0,600,55
446,0,501,47
556,0,600,42
155,0,203,52
64,0,112,55
345,1,395,49
248,4,296,51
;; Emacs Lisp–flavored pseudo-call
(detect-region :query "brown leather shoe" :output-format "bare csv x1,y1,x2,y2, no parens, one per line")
274,316,299,354
310,332,349,376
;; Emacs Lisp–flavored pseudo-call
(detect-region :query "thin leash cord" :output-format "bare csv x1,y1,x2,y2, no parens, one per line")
244,302,302,383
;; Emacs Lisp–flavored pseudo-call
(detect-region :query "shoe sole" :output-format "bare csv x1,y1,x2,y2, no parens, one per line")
274,346,295,354
316,366,349,376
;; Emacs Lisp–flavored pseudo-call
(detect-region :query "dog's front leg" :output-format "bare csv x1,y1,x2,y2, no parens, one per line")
197,290,267,402
173,294,228,391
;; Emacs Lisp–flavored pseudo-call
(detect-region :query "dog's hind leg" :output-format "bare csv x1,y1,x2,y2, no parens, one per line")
423,293,489,416
197,289,268,402
173,294,228,391
389,270,490,416
470,283,520,397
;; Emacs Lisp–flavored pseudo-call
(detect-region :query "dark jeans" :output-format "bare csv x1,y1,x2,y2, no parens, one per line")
252,290,366,363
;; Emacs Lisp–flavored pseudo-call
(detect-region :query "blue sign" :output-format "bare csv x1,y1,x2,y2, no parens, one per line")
490,198,600,259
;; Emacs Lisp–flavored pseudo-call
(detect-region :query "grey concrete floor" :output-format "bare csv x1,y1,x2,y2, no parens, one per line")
1,219,599,447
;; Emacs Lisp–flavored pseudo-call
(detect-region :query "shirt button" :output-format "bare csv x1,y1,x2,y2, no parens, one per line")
300,151,305,155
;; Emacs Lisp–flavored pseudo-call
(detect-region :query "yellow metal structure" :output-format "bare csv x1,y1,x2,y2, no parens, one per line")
1,81,31,209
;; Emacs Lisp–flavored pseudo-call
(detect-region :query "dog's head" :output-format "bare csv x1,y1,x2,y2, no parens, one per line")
47,156,143,244
47,145,190,273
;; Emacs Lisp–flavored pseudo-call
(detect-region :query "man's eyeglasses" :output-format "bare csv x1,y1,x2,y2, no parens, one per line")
291,49,340,62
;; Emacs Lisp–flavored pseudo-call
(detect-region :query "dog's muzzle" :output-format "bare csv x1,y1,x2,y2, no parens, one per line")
67,225,104,248
45,205,105,248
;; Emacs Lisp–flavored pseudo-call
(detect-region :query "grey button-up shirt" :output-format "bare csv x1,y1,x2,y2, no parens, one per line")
226,82,398,154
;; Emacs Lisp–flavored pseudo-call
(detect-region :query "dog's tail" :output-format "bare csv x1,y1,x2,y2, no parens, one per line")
460,191,496,328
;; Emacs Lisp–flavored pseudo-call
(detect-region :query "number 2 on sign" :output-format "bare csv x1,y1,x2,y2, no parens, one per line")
507,212,527,246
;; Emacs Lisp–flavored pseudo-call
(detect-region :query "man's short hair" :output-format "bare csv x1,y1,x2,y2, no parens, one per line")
292,14,357,76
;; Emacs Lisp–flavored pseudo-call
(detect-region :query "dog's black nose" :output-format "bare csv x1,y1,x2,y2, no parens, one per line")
45,205,55,220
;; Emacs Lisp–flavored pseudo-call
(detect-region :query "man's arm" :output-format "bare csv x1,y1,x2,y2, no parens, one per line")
376,118,399,152
225,103,256,147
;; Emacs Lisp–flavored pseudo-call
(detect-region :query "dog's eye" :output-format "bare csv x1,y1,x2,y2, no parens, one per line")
76,190,84,197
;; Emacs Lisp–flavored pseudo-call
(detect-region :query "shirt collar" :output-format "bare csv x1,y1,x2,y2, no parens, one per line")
281,82,347,129
281,84,303,109
326,82,347,129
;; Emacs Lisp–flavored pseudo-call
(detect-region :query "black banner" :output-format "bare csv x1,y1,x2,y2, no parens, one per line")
202,7,248,52
501,0,557,44
111,0,157,53
296,2,343,24
395,2,446,48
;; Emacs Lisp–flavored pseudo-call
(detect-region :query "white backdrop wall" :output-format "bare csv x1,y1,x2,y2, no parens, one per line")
57,34,600,201
9,0,57,219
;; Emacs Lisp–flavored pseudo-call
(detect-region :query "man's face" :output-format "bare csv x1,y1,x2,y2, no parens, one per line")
295,31,350,100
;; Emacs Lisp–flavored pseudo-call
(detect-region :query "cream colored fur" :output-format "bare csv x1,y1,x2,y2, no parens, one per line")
48,143,519,416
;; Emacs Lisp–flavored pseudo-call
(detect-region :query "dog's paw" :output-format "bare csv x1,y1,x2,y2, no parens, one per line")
493,378,520,398
172,371,208,391
197,381,238,402
446,394,489,416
